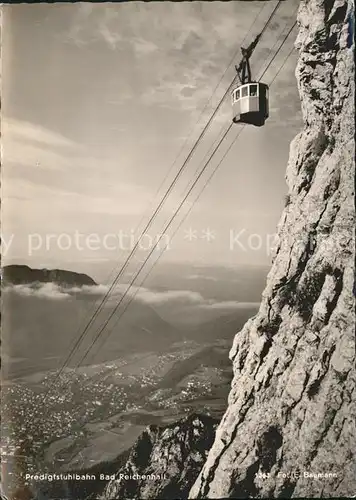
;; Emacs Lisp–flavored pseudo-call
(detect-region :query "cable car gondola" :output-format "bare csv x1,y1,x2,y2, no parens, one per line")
232,82,269,127
232,35,269,127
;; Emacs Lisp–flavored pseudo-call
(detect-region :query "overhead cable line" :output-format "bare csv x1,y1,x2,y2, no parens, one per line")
44,0,283,388
53,8,267,374
87,21,298,365
38,22,298,477
69,1,289,370
40,22,298,462
78,19,298,368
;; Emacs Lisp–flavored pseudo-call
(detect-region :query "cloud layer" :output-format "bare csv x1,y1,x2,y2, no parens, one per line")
4,282,259,311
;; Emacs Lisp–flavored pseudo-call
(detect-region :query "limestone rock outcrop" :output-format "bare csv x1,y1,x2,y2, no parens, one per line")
189,0,355,498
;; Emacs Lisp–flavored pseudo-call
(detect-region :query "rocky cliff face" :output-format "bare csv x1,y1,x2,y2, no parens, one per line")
190,0,355,498
101,414,218,500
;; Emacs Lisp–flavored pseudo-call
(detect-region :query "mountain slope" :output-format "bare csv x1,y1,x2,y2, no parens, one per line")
2,291,183,377
190,0,355,498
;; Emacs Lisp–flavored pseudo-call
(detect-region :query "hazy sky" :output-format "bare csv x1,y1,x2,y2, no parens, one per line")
1,0,302,276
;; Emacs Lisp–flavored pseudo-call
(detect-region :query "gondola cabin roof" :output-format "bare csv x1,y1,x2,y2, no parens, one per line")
231,82,269,127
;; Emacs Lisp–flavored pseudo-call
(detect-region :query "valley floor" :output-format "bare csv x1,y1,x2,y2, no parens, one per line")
1,339,232,496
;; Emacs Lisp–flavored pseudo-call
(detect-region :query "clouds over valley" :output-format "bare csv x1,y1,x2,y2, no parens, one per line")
4,281,259,312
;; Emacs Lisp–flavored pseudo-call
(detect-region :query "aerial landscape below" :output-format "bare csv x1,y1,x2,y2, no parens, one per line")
1,262,262,499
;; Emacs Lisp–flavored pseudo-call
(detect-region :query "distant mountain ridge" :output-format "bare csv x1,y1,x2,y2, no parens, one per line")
2,265,97,287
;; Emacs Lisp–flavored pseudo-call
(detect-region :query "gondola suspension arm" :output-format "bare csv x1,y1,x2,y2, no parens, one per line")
235,32,262,84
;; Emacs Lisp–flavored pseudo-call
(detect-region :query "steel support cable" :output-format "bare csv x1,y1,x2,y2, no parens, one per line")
74,0,281,339
77,0,268,300
42,22,298,462
84,0,267,296
183,23,299,231
43,1,283,390
59,0,286,374
114,6,299,291
38,2,285,413
83,21,298,366
134,4,298,252
185,24,299,235
259,20,297,80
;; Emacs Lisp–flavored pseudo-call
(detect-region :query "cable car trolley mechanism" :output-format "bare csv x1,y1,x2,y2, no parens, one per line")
232,34,269,127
